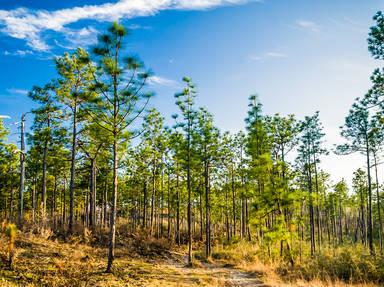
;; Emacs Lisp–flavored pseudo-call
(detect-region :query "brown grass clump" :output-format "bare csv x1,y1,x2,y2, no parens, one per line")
130,230,173,259
204,240,382,287
292,246,384,284
211,240,260,264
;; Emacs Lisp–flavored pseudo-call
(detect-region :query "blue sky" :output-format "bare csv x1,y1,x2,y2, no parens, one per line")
0,0,383,186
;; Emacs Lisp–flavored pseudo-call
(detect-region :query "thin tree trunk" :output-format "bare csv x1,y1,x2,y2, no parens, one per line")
374,154,383,254
365,139,374,255
187,117,192,265
338,196,343,244
167,170,171,240
18,114,26,228
32,176,37,224
10,184,14,222
106,139,118,272
205,161,211,258
176,166,180,246
104,179,108,227
150,164,156,235
360,185,366,245
69,104,77,233
199,186,203,241
231,166,236,237
41,140,48,223
313,158,322,252
89,158,97,228
143,180,147,228
52,175,57,229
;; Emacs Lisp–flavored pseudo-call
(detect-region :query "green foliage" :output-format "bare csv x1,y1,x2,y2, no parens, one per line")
4,223,17,268
368,11,384,60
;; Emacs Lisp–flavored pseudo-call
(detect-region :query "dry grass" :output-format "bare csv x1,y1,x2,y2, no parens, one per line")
0,230,229,287
210,240,382,287
0,229,381,287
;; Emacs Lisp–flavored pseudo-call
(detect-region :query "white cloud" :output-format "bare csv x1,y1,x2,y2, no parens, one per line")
0,115,11,119
4,49,33,56
7,88,29,95
295,20,319,32
128,24,152,30
149,75,179,87
250,51,287,61
265,52,287,58
63,26,99,49
0,0,250,51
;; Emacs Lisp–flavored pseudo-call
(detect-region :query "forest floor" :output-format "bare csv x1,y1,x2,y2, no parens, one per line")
0,230,379,287
0,231,267,287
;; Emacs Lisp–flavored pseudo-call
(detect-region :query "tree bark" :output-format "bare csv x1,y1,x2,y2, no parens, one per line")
106,138,118,272
41,140,48,223
205,161,211,258
69,103,77,233
89,158,97,228
365,138,374,255
374,153,383,254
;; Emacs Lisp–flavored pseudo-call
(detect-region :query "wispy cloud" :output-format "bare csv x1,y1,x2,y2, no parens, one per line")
265,52,287,58
7,88,29,95
250,51,287,61
0,0,251,51
128,24,152,30
149,75,180,88
0,115,11,119
295,20,319,32
4,49,34,56
60,26,99,49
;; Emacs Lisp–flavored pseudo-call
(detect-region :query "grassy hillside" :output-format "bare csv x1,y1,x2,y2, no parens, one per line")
0,224,380,287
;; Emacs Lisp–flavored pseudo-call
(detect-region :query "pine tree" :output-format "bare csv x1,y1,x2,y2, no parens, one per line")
56,48,95,233
87,22,153,271
297,111,327,256
28,83,66,223
174,76,198,266
141,108,166,236
336,101,377,255
245,95,271,244
195,108,219,258
77,123,109,228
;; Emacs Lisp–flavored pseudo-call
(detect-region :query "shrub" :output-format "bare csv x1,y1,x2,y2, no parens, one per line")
131,231,172,258
211,241,259,264
4,223,17,269
293,246,384,284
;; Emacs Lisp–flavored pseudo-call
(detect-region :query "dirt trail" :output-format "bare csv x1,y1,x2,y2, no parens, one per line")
170,257,268,287
225,268,267,287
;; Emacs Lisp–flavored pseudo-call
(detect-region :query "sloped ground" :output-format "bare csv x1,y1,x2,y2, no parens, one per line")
0,232,265,287
0,232,376,287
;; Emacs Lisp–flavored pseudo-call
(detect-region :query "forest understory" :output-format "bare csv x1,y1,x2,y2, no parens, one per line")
0,222,381,287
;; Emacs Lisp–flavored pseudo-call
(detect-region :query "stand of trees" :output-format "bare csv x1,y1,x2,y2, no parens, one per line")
2,13,384,271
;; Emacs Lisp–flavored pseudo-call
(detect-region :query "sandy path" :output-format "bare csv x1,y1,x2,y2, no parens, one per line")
225,268,267,286
170,257,268,287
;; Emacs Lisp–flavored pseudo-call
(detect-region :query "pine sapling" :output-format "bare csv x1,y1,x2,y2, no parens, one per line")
5,224,17,269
